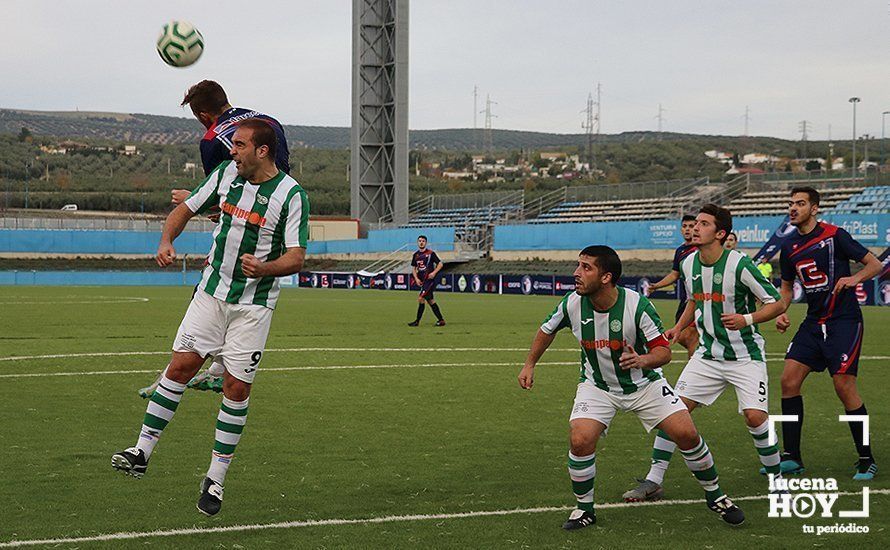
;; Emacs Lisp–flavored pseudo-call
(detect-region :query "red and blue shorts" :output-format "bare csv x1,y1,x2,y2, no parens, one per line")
785,318,864,376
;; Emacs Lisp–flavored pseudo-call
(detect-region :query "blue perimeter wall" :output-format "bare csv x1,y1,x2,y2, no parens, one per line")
1,215,886,255
0,226,456,255
0,270,202,286
493,214,890,250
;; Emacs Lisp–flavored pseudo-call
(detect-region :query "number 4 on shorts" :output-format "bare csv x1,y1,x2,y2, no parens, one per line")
662,385,679,405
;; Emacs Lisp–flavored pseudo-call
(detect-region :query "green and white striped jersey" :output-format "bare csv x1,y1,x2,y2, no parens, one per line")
541,287,668,395
184,161,309,309
680,249,781,362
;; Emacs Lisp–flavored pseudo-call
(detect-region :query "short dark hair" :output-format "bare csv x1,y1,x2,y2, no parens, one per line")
699,203,733,243
728,231,738,239
791,186,820,206
580,245,622,285
418,235,428,241
681,214,696,223
236,118,278,160
181,80,229,115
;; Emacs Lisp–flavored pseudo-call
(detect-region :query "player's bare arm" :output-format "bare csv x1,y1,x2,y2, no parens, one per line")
241,247,306,278
619,344,671,371
172,189,221,222
157,202,197,267
171,189,190,205
721,298,787,331
428,262,443,280
833,252,883,294
518,329,556,389
775,279,794,333
648,270,680,294
665,300,695,343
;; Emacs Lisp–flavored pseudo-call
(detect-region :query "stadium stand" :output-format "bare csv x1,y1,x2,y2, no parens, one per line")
832,185,890,215
402,204,523,229
529,196,691,223
525,174,889,222
727,186,864,216
396,190,524,234
526,177,714,223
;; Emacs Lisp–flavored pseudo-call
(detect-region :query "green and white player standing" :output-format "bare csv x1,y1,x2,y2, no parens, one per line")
112,119,309,517
519,245,745,530
624,204,788,502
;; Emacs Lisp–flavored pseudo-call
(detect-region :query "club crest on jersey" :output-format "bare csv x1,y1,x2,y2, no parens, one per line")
713,273,723,284
257,195,269,205
610,319,622,333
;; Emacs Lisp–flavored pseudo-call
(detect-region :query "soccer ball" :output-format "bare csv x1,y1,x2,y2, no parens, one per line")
156,21,204,67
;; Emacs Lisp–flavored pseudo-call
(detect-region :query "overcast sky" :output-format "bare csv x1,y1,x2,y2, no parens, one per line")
3,0,888,140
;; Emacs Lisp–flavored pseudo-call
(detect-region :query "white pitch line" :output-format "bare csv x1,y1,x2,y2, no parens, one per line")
1,489,887,548
0,297,150,305
0,348,581,363
2,348,887,363
0,361,579,379
3,356,888,379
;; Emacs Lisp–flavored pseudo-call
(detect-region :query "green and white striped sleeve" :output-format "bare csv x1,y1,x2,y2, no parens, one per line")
738,256,781,303
283,188,310,248
541,293,572,334
635,295,665,342
184,161,229,215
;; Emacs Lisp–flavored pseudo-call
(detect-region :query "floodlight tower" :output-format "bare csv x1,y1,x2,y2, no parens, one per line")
351,0,409,226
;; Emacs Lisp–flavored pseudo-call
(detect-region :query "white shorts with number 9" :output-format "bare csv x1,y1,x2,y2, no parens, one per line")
172,289,273,384
569,377,688,433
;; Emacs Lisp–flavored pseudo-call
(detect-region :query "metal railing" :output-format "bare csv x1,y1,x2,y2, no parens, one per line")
512,177,710,223
429,189,523,211
522,187,567,220
674,174,750,215
0,215,217,232
561,177,704,204
357,243,413,275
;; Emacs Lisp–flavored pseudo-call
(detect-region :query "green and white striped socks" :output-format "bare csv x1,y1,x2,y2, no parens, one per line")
136,370,186,459
568,452,596,512
749,420,781,476
207,397,249,485
679,436,724,503
646,429,676,485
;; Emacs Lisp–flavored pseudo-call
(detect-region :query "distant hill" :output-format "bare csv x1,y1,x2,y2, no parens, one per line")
1,107,791,151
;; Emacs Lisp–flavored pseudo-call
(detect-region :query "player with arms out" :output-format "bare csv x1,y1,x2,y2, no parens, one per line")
647,214,699,358
771,186,882,480
407,235,446,326
518,245,744,530
139,80,292,398
112,119,310,516
624,204,788,502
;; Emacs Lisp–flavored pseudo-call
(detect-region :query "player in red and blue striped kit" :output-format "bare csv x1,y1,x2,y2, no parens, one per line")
408,235,445,327
773,186,883,480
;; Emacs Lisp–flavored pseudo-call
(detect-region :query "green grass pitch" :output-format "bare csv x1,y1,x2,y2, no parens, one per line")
0,286,887,548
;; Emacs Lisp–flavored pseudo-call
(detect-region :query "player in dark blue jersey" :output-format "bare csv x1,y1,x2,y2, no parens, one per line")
646,214,698,358
186,80,290,175
140,81,293,398
170,81,291,205
772,186,883,480
408,235,445,327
